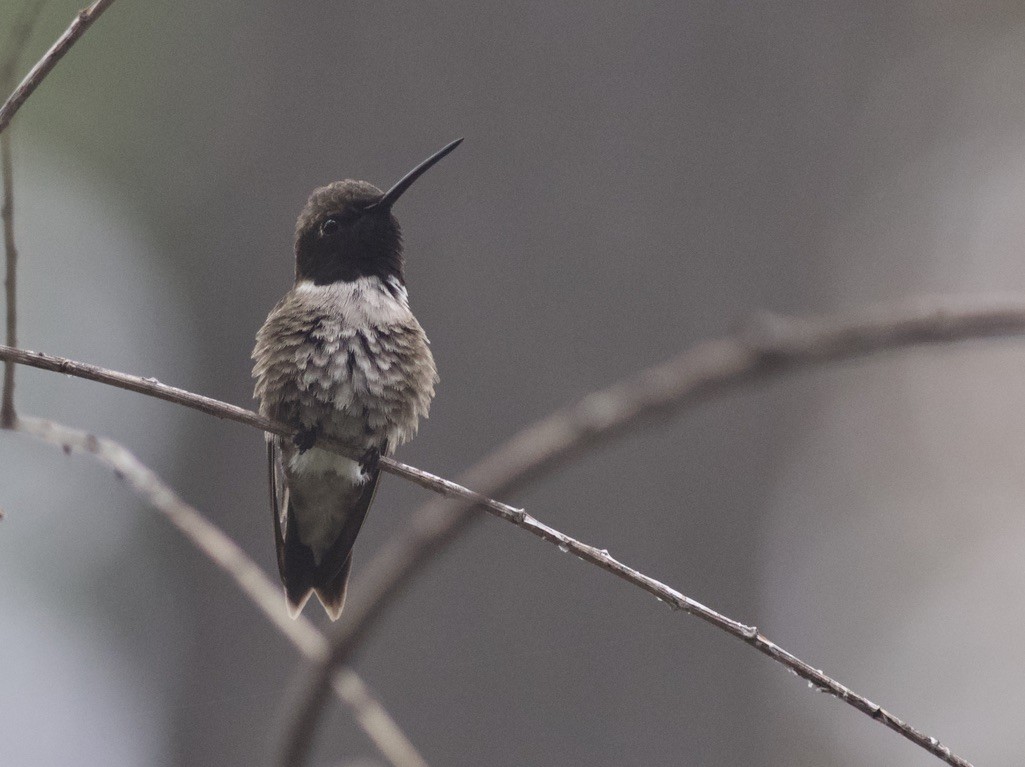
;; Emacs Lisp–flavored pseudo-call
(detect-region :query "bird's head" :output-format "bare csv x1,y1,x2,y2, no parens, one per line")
294,139,462,286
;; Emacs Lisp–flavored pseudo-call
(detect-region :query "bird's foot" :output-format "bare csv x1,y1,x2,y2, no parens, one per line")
359,446,381,480
293,426,319,453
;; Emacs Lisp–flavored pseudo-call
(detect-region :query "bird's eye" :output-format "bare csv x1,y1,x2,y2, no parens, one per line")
320,218,340,236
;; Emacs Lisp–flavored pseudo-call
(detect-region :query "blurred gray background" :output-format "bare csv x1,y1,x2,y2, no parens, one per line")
3,1,1025,765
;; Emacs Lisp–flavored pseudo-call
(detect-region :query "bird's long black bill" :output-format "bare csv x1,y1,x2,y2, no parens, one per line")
370,137,463,211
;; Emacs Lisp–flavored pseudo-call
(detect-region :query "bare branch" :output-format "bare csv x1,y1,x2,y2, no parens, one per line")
2,294,1020,767
1,107,16,427
1,0,47,426
274,295,1025,767
0,0,118,135
7,415,428,767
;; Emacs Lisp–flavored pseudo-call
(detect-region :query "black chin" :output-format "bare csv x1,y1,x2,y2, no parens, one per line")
295,216,404,286
305,258,403,286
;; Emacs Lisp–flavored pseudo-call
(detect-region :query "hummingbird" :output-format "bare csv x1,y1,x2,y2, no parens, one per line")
252,139,460,620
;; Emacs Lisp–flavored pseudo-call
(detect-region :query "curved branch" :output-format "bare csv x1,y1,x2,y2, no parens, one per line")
0,0,118,135
7,414,428,767
274,295,1022,767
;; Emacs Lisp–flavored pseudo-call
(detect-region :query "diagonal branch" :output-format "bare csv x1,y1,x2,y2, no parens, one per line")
3,293,1023,767
0,0,118,135
5,414,429,767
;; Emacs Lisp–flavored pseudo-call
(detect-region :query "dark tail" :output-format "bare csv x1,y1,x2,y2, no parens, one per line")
281,505,354,621
273,447,382,621
282,511,317,618
313,554,353,621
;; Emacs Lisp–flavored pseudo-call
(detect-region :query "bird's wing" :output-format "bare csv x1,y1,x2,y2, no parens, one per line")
267,437,288,580
312,463,381,587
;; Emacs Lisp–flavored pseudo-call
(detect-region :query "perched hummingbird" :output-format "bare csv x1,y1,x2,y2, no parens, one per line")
252,139,460,619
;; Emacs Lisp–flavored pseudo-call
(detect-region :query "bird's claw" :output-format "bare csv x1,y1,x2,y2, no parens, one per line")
293,426,318,453
359,447,381,479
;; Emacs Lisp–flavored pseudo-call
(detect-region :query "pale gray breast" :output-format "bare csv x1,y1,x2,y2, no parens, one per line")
252,276,438,446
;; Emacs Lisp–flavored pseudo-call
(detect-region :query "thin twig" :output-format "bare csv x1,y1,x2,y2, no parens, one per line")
0,0,118,135
1,0,47,426
5,414,428,767
1,107,16,426
1,294,1020,767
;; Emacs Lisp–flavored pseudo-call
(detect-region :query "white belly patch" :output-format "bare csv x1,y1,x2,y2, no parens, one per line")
287,447,367,562
288,447,363,484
